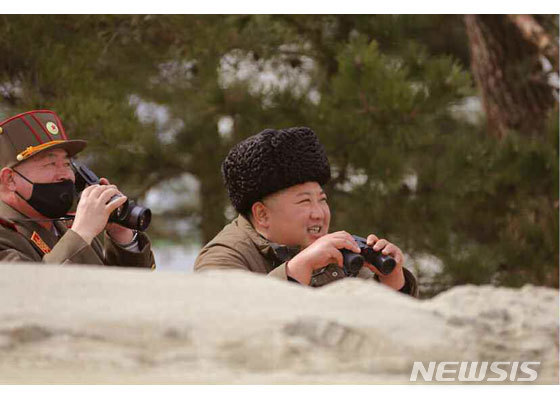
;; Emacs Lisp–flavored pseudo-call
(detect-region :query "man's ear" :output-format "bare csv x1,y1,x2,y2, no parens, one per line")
0,168,16,191
251,201,269,229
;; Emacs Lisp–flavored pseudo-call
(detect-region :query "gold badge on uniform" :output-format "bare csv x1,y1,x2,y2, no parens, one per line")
31,231,51,254
46,121,59,135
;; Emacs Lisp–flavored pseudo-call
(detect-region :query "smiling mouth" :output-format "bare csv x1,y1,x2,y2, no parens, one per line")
307,226,322,234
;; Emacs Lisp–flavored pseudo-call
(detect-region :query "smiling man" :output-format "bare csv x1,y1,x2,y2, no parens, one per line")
0,110,155,268
194,127,417,296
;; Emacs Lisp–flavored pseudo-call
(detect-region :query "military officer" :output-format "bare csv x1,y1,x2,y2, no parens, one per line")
194,127,418,296
0,110,155,268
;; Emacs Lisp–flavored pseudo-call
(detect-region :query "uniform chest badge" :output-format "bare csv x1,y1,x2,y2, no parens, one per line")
31,231,51,254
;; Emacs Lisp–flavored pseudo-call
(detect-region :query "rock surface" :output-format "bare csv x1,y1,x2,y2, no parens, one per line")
0,264,557,384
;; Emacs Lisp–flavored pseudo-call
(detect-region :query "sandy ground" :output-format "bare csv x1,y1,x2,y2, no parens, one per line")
0,263,557,384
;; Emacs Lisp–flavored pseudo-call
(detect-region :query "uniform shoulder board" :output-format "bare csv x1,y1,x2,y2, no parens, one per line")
0,217,18,232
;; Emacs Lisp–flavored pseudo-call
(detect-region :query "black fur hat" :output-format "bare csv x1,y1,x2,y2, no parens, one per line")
222,127,331,215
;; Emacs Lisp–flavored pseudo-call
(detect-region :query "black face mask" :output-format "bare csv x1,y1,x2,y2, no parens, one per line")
13,170,76,219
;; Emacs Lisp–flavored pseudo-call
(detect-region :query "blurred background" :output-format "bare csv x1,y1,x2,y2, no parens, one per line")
0,14,557,297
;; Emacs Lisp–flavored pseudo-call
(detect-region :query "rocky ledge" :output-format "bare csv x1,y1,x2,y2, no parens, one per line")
0,264,557,384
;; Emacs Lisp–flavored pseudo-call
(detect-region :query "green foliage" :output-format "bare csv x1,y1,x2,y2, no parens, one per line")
0,15,557,295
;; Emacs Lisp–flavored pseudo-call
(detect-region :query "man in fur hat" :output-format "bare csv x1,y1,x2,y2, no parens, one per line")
195,127,417,295
0,110,155,268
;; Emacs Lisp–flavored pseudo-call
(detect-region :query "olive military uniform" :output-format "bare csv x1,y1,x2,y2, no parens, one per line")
0,110,155,269
0,201,154,267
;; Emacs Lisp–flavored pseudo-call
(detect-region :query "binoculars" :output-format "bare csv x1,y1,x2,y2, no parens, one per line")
71,160,152,232
340,235,397,277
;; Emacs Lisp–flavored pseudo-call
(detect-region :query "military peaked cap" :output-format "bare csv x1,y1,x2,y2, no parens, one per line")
0,110,86,168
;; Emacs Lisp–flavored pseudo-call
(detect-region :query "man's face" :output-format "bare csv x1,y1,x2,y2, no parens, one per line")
13,148,74,199
260,181,331,248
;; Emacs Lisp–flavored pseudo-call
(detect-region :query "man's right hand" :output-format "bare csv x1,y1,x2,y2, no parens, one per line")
286,231,360,285
71,184,128,244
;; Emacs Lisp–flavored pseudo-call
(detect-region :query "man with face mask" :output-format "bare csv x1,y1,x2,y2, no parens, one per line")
194,127,418,296
0,110,155,268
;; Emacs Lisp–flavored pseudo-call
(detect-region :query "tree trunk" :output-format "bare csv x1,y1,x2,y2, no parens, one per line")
198,171,227,245
464,14,557,138
191,125,228,245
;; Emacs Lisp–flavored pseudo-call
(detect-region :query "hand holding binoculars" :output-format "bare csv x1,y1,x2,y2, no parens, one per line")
340,235,397,277
71,160,151,232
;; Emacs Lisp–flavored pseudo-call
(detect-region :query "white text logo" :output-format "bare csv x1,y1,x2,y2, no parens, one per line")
410,361,540,382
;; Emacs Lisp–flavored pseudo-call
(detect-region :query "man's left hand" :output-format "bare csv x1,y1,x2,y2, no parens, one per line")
106,222,134,244
99,177,135,245
364,234,405,291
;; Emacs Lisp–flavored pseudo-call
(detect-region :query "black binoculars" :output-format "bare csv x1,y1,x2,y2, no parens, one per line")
71,160,152,232
340,235,396,277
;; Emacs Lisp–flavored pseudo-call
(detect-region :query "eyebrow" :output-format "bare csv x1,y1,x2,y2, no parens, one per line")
36,153,70,163
295,190,326,197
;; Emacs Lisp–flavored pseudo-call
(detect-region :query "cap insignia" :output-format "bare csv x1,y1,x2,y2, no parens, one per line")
46,121,59,135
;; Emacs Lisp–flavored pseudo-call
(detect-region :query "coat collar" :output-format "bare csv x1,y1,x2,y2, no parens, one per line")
236,214,300,265
0,200,67,254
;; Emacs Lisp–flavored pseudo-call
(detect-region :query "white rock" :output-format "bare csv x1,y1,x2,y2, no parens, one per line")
0,264,557,384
